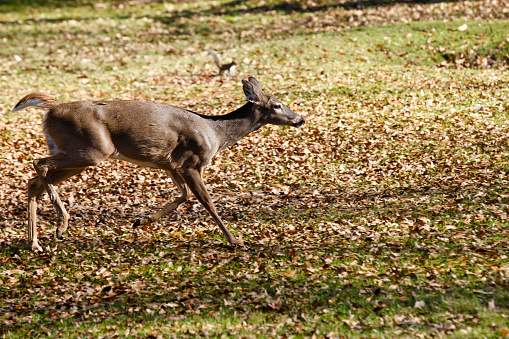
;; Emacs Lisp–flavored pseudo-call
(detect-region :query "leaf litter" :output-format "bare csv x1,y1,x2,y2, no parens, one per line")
0,0,509,337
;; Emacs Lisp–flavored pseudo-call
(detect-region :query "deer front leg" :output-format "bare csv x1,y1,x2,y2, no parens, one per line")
133,169,190,226
182,168,243,246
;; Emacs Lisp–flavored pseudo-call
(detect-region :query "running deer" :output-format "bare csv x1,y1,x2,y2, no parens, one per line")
11,76,305,251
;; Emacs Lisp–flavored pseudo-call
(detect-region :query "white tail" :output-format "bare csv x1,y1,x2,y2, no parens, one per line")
12,76,305,251
209,50,237,75
11,92,59,112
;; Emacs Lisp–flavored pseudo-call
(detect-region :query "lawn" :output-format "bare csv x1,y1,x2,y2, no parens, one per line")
0,0,508,337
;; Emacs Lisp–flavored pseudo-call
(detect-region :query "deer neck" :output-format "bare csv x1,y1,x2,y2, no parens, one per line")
210,102,264,151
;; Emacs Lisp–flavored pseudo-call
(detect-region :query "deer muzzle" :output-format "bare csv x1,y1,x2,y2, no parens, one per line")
293,117,305,127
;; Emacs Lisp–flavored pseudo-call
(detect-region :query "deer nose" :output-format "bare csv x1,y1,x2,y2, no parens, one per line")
293,117,305,127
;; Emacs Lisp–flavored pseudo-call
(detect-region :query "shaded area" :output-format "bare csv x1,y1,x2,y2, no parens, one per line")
0,0,96,12
1,177,508,336
0,0,477,15
154,0,471,23
0,238,507,337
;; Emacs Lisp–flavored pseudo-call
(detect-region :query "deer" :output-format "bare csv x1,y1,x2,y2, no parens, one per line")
11,76,305,252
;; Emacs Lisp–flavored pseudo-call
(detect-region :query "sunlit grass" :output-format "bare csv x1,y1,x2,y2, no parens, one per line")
1,0,508,338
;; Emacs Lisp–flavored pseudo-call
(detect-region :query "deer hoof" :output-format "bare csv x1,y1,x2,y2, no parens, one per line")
229,238,244,246
29,242,43,252
56,229,65,239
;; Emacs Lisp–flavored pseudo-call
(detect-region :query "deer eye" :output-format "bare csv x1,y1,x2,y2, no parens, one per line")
272,104,282,110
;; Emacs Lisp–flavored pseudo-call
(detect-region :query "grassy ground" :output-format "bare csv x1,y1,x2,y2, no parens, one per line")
1,0,508,338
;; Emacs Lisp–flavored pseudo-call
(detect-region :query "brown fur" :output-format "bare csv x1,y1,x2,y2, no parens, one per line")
13,92,59,110
12,77,304,252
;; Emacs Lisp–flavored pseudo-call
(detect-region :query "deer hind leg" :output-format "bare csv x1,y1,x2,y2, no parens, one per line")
34,159,74,240
33,152,101,241
181,168,242,246
134,169,190,227
27,168,86,251
28,177,45,252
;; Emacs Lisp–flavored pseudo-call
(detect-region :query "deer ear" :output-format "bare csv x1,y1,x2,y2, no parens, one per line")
242,79,259,103
247,76,262,91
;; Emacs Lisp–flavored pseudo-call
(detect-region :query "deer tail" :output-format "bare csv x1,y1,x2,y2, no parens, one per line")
11,92,60,112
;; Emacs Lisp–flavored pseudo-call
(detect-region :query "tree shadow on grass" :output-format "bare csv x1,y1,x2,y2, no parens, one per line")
0,0,477,20
1,178,508,336
153,0,467,25
1,234,507,336
0,0,94,13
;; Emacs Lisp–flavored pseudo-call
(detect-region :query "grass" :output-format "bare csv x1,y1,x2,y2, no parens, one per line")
1,0,509,338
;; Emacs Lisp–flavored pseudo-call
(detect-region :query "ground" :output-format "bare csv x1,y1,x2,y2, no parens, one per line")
0,0,508,338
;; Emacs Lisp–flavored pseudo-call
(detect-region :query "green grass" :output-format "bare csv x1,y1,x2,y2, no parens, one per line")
1,0,509,338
